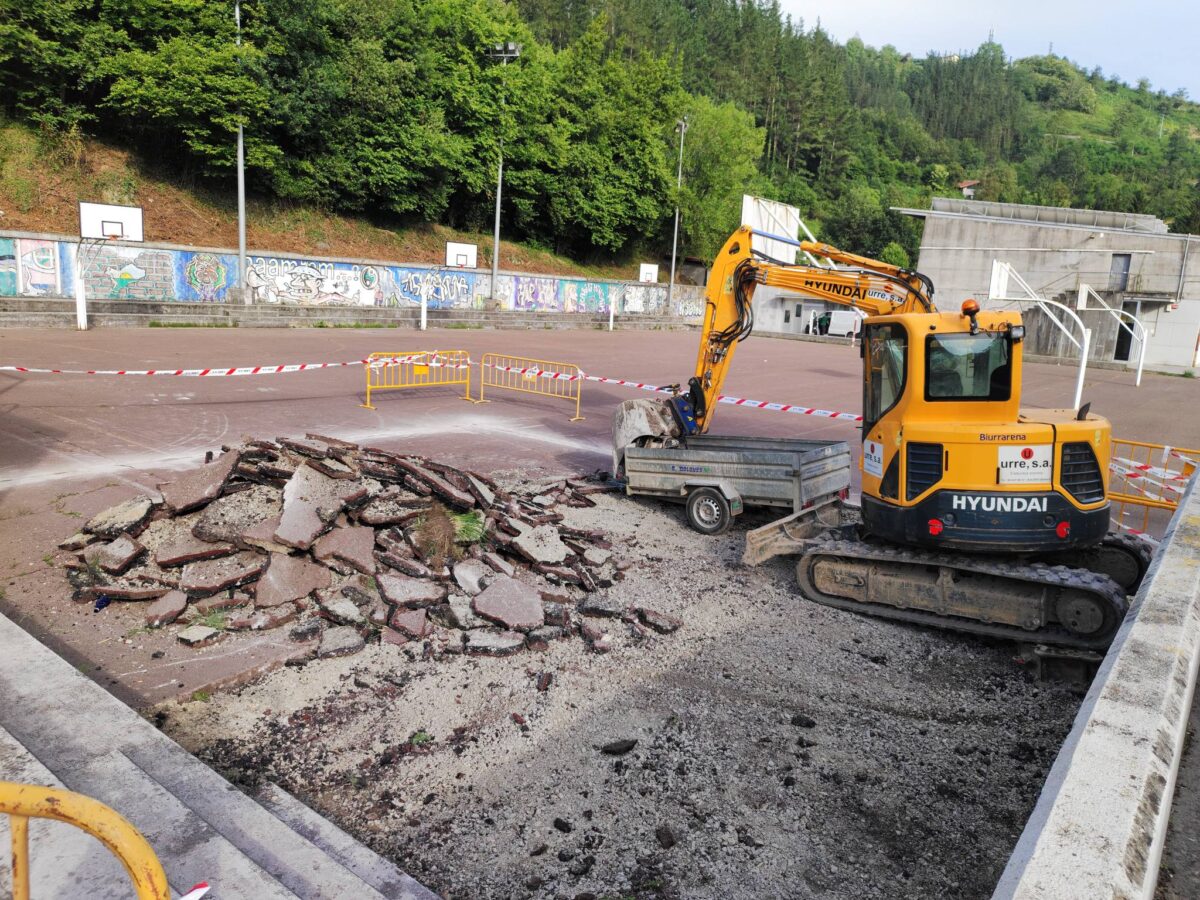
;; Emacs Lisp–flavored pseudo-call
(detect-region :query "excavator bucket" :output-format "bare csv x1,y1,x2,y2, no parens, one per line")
611,398,678,475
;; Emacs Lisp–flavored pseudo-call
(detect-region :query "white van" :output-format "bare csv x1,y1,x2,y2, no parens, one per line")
808,308,866,337
826,309,865,337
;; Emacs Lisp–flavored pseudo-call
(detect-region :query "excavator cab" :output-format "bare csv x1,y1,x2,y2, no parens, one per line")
858,305,1112,554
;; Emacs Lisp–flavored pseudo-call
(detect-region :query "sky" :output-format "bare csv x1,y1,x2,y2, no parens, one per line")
779,1,1199,99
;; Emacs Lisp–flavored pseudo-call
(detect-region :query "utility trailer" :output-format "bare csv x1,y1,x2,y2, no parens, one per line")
620,434,852,537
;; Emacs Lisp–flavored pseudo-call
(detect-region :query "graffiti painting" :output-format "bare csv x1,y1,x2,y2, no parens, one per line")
395,268,478,309
514,276,558,311
17,240,61,296
621,283,667,314
174,252,235,303
0,239,16,297
561,280,610,313
82,246,174,300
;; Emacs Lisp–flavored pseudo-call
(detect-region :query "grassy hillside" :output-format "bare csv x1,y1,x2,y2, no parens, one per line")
0,121,638,279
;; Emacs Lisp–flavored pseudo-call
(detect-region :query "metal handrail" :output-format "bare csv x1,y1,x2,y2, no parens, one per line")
1,780,170,900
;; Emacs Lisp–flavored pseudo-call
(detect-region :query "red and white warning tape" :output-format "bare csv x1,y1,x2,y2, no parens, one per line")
3,355,866,422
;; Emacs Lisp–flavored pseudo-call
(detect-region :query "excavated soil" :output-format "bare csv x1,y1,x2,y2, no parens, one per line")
161,487,1083,900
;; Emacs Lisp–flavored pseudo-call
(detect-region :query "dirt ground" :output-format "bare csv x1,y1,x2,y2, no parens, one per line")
4,327,1197,898
163,487,1081,900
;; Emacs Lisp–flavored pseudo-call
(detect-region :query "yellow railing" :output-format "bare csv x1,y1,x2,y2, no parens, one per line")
1109,438,1200,538
1,780,170,900
475,353,584,422
360,350,471,409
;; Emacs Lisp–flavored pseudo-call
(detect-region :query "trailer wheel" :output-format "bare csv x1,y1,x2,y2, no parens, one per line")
686,487,732,535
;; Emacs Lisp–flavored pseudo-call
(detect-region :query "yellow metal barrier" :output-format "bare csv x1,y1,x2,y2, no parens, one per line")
360,350,471,409
476,353,584,422
1109,438,1200,538
1,780,170,900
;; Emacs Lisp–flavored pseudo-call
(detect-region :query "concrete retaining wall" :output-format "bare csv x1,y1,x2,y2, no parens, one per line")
993,474,1200,898
0,229,705,318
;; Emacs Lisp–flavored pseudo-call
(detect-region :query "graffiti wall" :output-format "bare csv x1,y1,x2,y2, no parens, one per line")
0,230,705,320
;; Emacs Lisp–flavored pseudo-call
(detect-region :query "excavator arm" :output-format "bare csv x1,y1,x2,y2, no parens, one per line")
683,226,935,434
611,225,935,471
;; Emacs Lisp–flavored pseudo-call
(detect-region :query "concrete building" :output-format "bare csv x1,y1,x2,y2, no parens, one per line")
895,198,1200,372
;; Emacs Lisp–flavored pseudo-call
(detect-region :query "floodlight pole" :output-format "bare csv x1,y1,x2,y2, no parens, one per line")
236,0,248,304
666,116,688,313
487,43,521,303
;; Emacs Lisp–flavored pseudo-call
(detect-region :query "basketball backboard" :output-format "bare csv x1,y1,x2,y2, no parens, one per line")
79,202,144,242
445,241,478,268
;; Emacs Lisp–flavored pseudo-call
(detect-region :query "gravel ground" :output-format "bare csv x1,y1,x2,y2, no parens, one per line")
161,486,1084,900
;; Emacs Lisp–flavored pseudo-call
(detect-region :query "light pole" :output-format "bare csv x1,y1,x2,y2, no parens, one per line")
486,42,521,302
667,116,688,312
235,0,248,304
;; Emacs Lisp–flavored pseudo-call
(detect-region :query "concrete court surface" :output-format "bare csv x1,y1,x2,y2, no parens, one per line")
1,325,1198,708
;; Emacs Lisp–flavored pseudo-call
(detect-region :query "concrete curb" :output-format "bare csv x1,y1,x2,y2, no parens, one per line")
993,474,1200,899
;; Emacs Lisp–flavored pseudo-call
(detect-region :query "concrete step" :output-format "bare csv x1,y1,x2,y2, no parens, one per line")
0,612,436,899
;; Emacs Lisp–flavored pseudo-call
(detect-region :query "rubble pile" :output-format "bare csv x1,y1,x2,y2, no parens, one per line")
60,435,681,661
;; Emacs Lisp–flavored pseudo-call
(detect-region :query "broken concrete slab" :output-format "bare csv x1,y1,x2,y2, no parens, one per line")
309,456,357,480
313,526,376,576
315,590,364,625
177,624,222,647
158,451,239,513
340,574,381,608
240,515,290,554
179,551,267,598
144,591,189,628
274,464,368,551
82,535,144,576
80,581,170,602
383,457,476,509
472,577,544,632
193,593,249,615
58,532,92,551
466,474,496,509
318,626,365,658
636,607,683,634
227,605,299,632
378,573,446,609
376,552,433,580
356,491,429,527
464,629,526,656
254,553,332,608
389,608,432,639
511,523,570,566
381,627,410,648
583,547,612,567
279,436,329,459
578,594,626,618
452,559,491,596
481,552,515,577
84,496,155,537
193,486,282,546
155,533,237,568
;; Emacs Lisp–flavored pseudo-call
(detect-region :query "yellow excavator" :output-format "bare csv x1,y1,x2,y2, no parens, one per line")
613,226,1152,651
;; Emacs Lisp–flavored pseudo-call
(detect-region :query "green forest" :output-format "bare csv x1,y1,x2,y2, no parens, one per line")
2,0,1199,266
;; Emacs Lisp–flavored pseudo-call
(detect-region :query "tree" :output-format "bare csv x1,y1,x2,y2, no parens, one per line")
675,94,764,260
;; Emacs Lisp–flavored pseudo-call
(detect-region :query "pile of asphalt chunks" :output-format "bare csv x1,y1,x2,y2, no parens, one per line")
61,434,681,661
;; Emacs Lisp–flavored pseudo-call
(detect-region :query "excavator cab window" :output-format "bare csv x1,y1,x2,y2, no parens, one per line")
863,323,907,431
925,333,1011,401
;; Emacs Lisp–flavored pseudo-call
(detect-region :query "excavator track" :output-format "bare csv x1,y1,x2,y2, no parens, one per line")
1038,531,1155,595
797,535,1129,651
